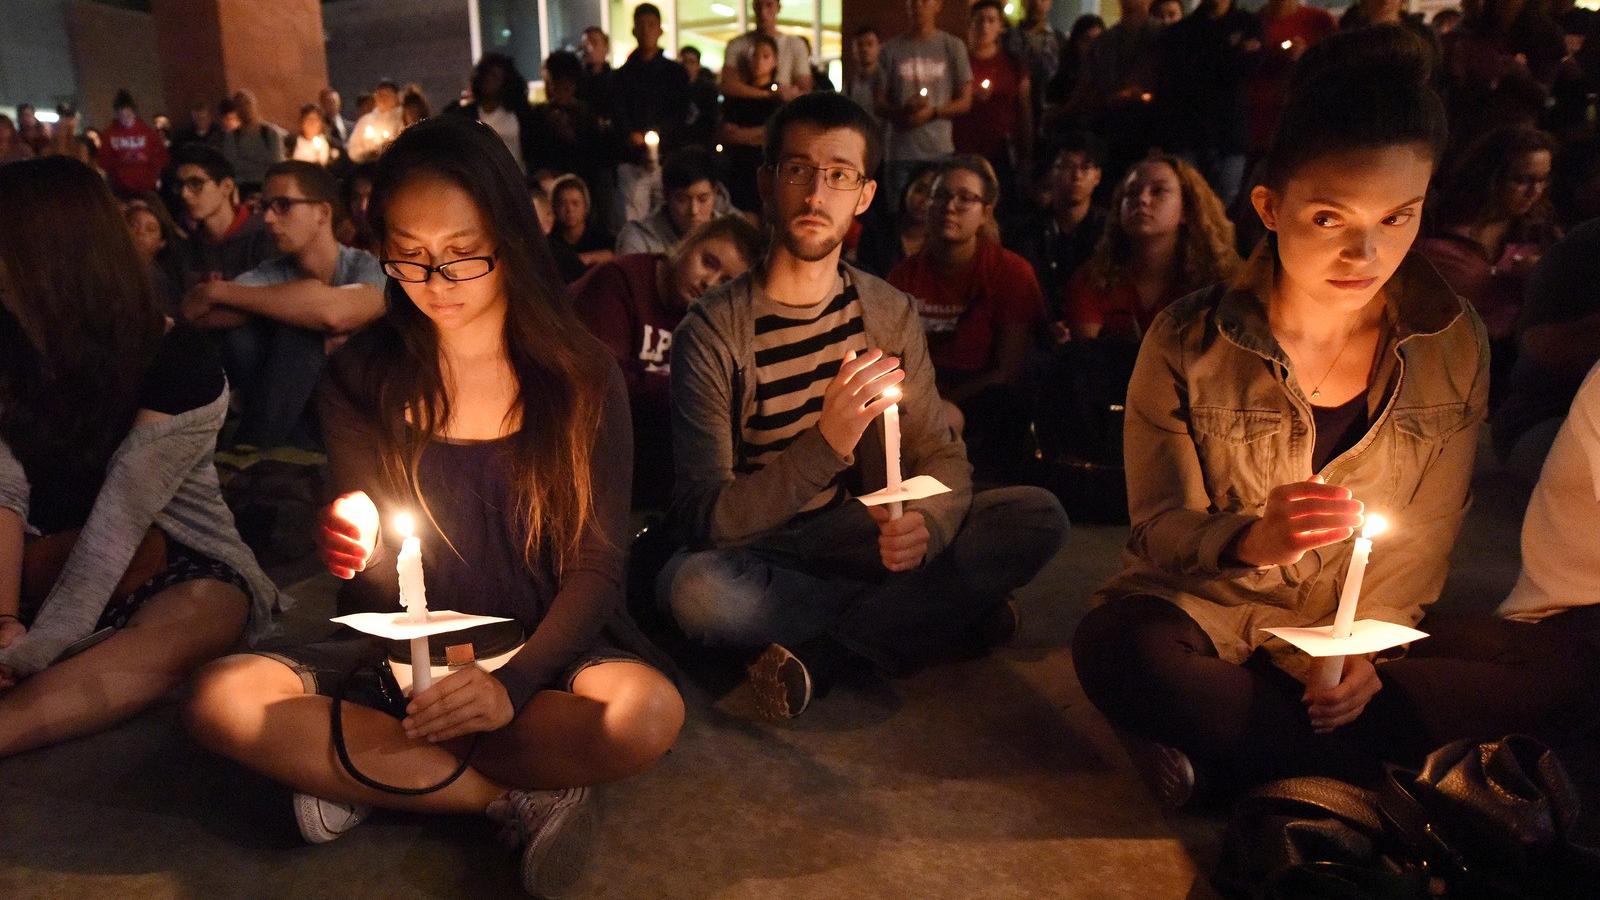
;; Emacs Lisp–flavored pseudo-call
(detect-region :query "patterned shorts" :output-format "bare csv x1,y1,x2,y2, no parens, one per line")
94,542,250,630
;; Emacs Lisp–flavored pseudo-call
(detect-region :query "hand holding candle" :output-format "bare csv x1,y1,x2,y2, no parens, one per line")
818,348,905,459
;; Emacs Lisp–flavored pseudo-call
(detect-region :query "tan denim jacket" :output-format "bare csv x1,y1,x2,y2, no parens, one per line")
1095,245,1489,680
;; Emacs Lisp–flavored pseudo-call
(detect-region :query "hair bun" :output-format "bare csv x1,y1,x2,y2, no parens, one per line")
1289,24,1433,100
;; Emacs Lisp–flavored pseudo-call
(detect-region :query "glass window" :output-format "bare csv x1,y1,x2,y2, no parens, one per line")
676,0,742,72
477,0,543,89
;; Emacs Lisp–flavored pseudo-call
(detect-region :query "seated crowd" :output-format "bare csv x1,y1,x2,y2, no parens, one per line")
6,0,1600,895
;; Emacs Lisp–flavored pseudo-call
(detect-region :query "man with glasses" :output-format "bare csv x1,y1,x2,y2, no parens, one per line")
173,144,276,287
183,161,384,449
660,93,1068,720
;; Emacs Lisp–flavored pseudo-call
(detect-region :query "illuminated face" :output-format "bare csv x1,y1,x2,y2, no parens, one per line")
633,13,663,49
554,184,589,233
176,163,233,221
1119,160,1185,240
667,179,718,236
1153,0,1184,26
758,123,877,263
300,110,324,139
1497,149,1552,220
750,43,779,84
581,31,609,67
261,173,327,256
904,167,938,225
126,207,165,264
929,168,992,245
383,175,506,333
970,7,1005,45
852,31,881,68
530,191,554,235
908,0,943,30
670,235,752,307
1052,150,1102,208
753,0,780,30
1252,143,1433,316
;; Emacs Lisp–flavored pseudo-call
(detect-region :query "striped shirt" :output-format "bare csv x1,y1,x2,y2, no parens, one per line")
740,273,869,511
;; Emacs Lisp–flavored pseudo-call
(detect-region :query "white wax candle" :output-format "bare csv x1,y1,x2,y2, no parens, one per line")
644,130,660,165
1312,514,1388,691
884,386,903,520
395,513,432,693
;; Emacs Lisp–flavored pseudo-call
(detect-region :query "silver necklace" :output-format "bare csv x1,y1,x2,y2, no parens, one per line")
1294,330,1356,401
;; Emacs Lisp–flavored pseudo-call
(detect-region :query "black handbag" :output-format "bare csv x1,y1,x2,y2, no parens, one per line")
330,620,526,795
1215,735,1600,899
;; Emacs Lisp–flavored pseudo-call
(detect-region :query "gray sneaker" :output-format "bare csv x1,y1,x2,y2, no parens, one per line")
487,786,597,898
293,792,371,844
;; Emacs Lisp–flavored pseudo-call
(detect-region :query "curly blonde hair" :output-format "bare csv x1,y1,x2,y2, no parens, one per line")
1085,154,1240,295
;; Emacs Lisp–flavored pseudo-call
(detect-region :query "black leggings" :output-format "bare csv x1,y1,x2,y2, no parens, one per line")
1072,596,1598,793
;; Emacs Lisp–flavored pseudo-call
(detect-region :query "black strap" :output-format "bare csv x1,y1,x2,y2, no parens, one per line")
1379,764,1472,882
329,661,482,795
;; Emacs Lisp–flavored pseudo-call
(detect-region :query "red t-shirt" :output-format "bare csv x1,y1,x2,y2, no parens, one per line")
1061,267,1187,339
954,51,1024,161
1247,6,1337,153
570,253,681,418
888,239,1045,375
101,119,170,195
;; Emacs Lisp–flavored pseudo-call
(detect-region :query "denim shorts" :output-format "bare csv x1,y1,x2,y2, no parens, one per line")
253,631,645,719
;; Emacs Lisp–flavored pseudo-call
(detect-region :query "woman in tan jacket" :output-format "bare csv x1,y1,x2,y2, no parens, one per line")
1072,28,1596,806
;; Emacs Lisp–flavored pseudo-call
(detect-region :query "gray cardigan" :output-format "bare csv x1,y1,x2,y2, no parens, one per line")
0,387,284,675
669,263,973,555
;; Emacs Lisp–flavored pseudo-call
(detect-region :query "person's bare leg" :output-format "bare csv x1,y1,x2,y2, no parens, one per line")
0,579,247,758
470,661,684,790
184,653,506,815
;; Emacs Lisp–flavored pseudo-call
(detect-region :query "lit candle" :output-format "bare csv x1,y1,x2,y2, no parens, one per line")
1312,514,1389,690
980,78,991,91
883,386,903,520
1281,40,1293,50
394,513,432,694
918,87,929,98
769,83,779,92
644,129,660,166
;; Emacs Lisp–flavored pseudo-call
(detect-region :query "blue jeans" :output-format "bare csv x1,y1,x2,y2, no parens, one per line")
658,486,1069,674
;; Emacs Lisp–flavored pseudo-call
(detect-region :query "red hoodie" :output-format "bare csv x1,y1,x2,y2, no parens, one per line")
102,118,169,195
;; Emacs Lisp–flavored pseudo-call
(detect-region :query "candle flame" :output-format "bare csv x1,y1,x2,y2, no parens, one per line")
883,385,903,403
644,130,660,147
981,79,991,90
1282,40,1293,50
919,87,929,97
394,512,415,538
1361,513,1389,540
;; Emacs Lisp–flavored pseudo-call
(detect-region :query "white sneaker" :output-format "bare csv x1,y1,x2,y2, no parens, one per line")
293,792,371,844
487,786,597,898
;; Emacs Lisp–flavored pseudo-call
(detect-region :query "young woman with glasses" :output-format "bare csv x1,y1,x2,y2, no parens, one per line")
185,116,683,897
887,154,1047,482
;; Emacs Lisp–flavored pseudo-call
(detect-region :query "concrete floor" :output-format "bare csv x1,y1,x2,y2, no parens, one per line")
0,434,1540,899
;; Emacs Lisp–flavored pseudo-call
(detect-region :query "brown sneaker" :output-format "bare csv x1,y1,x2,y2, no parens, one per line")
747,643,813,720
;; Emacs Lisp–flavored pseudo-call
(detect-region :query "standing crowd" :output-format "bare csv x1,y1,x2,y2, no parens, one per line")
5,0,1600,895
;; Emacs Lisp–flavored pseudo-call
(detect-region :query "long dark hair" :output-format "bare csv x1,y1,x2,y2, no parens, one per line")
1430,125,1559,229
0,157,164,482
338,114,607,574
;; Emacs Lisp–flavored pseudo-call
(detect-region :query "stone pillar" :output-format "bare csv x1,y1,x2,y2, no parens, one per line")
152,0,329,131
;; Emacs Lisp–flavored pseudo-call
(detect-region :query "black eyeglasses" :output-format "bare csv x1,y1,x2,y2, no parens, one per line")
769,161,869,191
260,196,326,216
930,189,988,211
380,255,497,283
